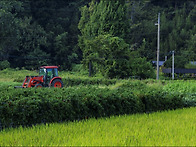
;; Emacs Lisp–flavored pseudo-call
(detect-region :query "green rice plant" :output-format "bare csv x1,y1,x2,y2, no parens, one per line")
0,107,195,146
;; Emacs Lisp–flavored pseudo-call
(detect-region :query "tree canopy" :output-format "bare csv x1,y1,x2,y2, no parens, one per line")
0,0,195,78
78,0,134,78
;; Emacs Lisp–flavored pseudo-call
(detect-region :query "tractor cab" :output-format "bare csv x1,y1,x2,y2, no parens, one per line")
39,66,63,87
39,66,58,84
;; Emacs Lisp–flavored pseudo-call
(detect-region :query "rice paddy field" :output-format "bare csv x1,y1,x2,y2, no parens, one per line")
0,107,195,146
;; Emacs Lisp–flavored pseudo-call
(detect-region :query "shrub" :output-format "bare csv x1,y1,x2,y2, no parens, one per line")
0,82,192,130
129,57,156,79
62,77,116,87
0,60,10,70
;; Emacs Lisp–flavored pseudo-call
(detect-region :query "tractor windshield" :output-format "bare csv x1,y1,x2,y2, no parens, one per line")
39,67,58,78
47,68,58,77
45,68,58,82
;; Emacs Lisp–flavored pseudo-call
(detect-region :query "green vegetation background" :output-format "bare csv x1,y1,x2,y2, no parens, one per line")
0,0,195,77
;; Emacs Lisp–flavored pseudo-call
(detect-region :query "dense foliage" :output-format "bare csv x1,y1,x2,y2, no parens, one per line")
0,79,195,130
0,0,90,70
78,0,155,78
0,0,195,78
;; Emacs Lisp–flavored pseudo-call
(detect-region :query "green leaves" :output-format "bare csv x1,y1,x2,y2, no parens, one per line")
84,34,131,78
129,57,156,79
1,79,195,130
79,0,132,78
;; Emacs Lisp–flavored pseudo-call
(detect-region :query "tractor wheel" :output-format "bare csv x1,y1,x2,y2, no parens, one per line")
51,79,63,88
35,84,43,88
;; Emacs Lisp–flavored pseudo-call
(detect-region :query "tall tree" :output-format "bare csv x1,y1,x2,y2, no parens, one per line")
14,17,49,69
29,0,90,69
78,0,131,78
0,1,22,61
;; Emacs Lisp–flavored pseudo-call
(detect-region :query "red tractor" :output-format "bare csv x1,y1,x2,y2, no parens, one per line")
15,66,63,88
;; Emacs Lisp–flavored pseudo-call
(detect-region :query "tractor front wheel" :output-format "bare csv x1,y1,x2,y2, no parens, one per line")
35,84,43,88
51,79,63,88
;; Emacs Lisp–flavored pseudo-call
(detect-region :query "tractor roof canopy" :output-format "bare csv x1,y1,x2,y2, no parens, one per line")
40,66,58,69
39,66,59,77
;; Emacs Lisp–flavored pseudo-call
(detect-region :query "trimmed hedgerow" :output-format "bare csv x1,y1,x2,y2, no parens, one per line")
0,86,142,129
1,82,195,130
62,77,116,87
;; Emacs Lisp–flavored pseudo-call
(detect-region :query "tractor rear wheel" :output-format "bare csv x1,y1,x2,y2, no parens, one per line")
51,79,63,88
35,84,43,88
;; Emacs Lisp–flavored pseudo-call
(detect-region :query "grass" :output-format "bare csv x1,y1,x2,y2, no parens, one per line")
0,107,195,146
0,68,102,82
1,68,195,89
0,68,37,82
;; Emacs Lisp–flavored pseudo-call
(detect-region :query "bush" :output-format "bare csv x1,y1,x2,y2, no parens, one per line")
0,86,144,128
130,57,156,79
62,77,116,87
0,82,193,130
140,90,184,112
0,60,10,70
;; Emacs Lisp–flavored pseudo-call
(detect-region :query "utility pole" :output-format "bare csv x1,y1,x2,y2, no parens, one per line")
172,50,175,80
155,13,160,80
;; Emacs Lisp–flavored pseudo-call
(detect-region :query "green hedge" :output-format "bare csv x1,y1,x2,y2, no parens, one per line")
62,77,116,87
0,84,195,130
0,87,142,129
